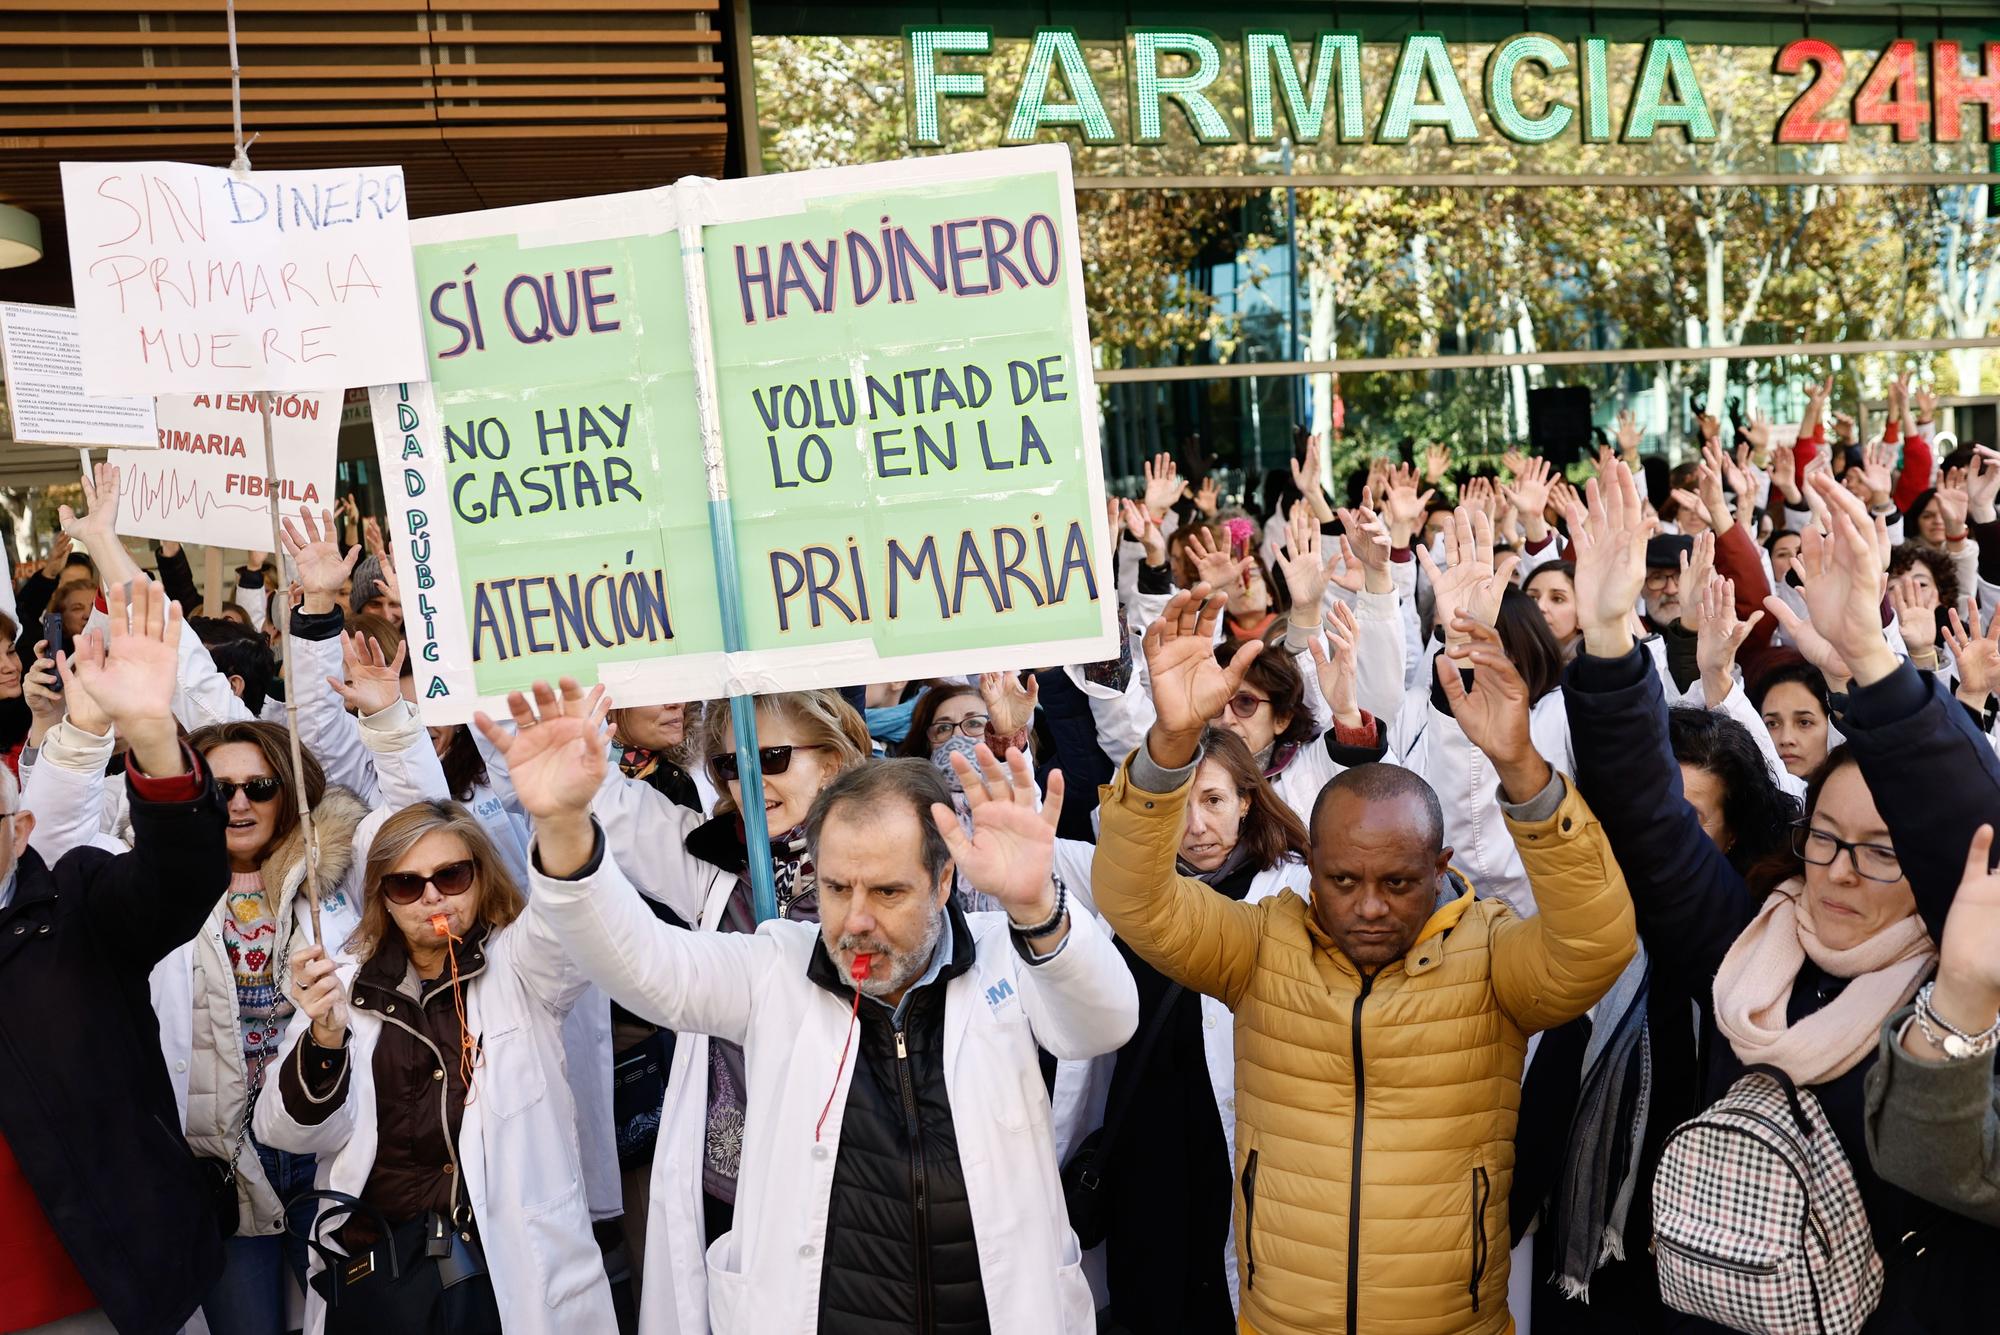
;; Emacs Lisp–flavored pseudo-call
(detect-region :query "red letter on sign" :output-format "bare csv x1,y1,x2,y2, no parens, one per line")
1932,41,2000,142
1774,39,1849,143
1853,39,1926,142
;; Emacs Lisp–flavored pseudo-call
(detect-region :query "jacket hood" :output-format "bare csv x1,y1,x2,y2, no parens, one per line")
260,785,368,904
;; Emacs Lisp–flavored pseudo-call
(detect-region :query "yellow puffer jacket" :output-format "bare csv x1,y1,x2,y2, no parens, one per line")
1091,761,1635,1335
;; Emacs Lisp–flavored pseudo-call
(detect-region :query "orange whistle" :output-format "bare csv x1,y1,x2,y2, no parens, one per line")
431,913,452,938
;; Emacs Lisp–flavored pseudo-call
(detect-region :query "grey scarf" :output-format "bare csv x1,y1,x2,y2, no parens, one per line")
1554,944,1653,1301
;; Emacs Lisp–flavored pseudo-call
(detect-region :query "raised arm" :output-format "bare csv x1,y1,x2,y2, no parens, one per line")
481,679,767,1040
280,506,376,799
1091,586,1268,1008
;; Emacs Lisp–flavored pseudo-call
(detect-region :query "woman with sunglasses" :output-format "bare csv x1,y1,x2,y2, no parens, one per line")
1560,466,2000,1333
259,741,617,1335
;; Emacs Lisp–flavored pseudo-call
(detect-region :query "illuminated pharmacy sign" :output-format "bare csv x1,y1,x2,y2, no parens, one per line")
903,28,2000,151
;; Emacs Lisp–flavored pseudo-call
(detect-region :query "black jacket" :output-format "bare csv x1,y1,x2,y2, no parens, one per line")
811,901,990,1335
0,762,230,1335
1564,649,2000,1334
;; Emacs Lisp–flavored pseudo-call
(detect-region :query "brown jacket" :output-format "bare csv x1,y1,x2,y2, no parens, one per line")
1091,761,1636,1335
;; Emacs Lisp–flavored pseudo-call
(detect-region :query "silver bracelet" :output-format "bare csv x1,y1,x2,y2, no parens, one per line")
1913,981,2000,1061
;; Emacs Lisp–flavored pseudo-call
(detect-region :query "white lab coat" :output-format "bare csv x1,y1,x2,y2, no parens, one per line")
254,901,615,1335
532,828,1139,1335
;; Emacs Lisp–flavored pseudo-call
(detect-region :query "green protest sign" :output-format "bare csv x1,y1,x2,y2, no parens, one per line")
374,147,1114,723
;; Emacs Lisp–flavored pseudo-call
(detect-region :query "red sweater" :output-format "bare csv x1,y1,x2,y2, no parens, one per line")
0,1128,96,1329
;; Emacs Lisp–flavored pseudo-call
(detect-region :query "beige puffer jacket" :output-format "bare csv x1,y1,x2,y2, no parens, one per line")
184,787,369,1236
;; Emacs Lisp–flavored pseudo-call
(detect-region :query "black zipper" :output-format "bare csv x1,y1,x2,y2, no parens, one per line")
1654,1233,1783,1275
1468,1165,1491,1311
895,1022,932,1335
1347,970,1375,1335
1241,1149,1260,1289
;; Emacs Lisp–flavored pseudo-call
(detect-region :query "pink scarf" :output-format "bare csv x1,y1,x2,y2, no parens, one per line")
1711,881,1934,1086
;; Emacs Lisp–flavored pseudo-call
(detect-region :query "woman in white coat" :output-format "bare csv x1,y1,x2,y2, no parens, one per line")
261,705,616,1334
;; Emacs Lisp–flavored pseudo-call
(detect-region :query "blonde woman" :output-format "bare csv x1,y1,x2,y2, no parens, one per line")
261,772,615,1334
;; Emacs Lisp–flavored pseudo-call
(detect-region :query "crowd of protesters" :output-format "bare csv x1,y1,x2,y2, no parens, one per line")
1,373,1998,1335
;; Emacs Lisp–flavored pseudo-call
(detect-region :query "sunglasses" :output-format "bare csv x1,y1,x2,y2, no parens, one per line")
217,777,283,804
378,859,477,906
713,743,824,783
1225,692,1270,720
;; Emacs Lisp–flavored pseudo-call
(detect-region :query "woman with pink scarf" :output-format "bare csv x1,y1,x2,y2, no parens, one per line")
1560,464,2000,1334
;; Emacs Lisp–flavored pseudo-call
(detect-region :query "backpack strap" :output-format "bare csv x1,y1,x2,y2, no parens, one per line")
1739,1063,1815,1136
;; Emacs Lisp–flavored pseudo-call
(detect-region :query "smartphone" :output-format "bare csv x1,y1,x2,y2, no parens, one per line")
40,610,64,693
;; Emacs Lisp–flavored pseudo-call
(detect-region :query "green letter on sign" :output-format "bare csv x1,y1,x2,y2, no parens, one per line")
1005,29,1118,144
1484,34,1574,143
904,27,992,147
1244,31,1365,144
1129,29,1235,143
1622,36,1717,142
1377,34,1481,143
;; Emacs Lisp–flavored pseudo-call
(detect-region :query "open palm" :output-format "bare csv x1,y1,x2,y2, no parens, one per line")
1143,586,1263,737
936,745,1062,912
331,630,407,715
281,505,360,599
63,580,178,732
1939,826,2000,995
473,679,610,819
1567,465,1652,637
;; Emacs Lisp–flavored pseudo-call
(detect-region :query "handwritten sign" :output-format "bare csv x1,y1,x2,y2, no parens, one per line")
60,161,425,396
376,146,1113,724
0,302,156,447
107,390,340,549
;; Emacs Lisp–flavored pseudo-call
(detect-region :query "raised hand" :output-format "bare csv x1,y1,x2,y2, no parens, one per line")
1925,825,2000,1041
1889,574,1939,657
23,641,65,742
1291,438,1334,521
1381,462,1435,547
363,515,386,561
1142,452,1181,518
1831,410,1859,445
1425,443,1453,485
329,630,408,716
1504,455,1555,539
1142,586,1264,766
1117,497,1167,568
935,744,1065,931
1192,477,1220,519
1693,449,1733,536
1945,604,2000,707
1334,503,1393,594
1698,413,1721,446
978,670,1039,742
1436,617,1551,803
1966,446,2000,524
1934,467,1970,540
1858,440,1894,507
1305,600,1364,729
38,533,73,580
1615,409,1642,459
1743,408,1771,456
1273,500,1329,624
1184,525,1248,595
1567,460,1655,658
1771,443,1801,504
1769,472,1895,687
60,461,122,556
1914,382,1938,425
281,505,363,615
1694,575,1763,707
473,678,611,821
59,581,183,776
1418,505,1518,645
289,944,350,1049
1678,530,1716,633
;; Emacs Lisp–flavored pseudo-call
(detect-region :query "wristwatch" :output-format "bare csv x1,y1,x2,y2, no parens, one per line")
1913,981,2000,1060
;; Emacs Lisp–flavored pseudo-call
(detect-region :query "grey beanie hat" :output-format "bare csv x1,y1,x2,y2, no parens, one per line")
350,555,387,614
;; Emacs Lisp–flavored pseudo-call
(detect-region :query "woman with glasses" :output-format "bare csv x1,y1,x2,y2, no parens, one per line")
259,782,617,1335
1560,465,2000,1332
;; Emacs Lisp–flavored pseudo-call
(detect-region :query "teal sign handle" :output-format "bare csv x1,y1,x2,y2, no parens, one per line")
708,497,779,923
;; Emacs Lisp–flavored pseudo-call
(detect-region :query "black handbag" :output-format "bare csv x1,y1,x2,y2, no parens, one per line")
612,1028,675,1167
1061,984,1185,1249
193,1156,240,1239
293,1189,500,1335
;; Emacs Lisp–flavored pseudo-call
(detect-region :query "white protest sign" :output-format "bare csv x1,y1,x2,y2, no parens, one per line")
107,390,340,550
60,161,425,396
0,302,156,447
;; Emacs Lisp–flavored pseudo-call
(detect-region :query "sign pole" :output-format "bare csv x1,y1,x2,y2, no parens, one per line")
259,393,323,947
673,182,780,923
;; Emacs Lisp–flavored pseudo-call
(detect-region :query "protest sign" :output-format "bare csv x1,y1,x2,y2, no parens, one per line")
60,161,425,397
375,146,1113,723
107,390,340,550
0,302,156,448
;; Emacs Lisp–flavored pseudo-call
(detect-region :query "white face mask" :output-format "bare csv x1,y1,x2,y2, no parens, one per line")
929,734,983,789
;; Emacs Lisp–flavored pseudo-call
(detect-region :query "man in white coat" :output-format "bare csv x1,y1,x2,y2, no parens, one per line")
491,683,1138,1335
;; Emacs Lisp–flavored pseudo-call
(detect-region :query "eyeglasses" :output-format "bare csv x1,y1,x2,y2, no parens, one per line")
1644,570,1681,590
216,777,283,804
378,859,477,906
1791,823,1903,884
714,743,824,783
927,713,990,744
1226,692,1270,719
